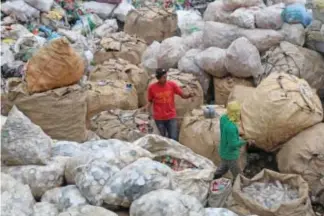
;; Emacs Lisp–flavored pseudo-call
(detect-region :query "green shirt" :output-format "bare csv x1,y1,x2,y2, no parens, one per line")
219,114,246,160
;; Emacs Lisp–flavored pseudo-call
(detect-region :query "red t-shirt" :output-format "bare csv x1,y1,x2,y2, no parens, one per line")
147,81,183,120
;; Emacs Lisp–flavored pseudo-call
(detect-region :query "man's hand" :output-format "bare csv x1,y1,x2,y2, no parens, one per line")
247,140,256,147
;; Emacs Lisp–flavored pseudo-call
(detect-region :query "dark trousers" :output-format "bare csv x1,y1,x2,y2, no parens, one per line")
155,118,178,141
214,159,241,181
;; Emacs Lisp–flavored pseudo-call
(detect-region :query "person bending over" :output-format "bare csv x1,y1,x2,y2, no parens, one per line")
214,101,254,181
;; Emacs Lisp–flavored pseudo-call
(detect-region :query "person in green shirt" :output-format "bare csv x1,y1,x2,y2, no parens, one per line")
214,101,254,181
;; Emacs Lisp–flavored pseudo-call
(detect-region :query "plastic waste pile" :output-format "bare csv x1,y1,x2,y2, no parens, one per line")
1,0,324,215
242,181,299,210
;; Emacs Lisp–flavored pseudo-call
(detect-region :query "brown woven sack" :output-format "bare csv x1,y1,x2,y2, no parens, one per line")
26,38,84,93
124,7,177,44
94,32,147,65
90,109,159,142
277,123,324,205
86,80,138,118
241,72,323,152
214,76,254,105
7,80,88,142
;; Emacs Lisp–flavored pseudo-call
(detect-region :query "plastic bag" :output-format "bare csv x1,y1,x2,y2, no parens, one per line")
225,37,263,78
1,1,40,22
41,185,88,212
2,157,68,199
141,41,160,74
280,23,305,46
204,1,231,22
282,3,312,27
82,1,116,19
58,205,117,216
157,36,186,69
75,159,120,206
1,43,14,67
177,10,203,36
223,0,262,11
195,47,228,78
65,139,153,184
255,3,284,29
134,135,216,204
101,157,175,207
14,35,46,62
113,0,134,22
32,202,59,216
229,7,259,29
1,173,35,216
93,19,118,38
52,141,87,158
237,28,283,52
24,0,54,12
1,106,52,166
129,189,205,216
203,22,239,49
178,49,211,96
183,31,204,50
208,178,232,208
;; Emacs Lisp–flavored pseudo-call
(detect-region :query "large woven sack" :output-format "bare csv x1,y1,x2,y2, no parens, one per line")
26,38,84,93
255,3,284,29
178,49,211,96
143,69,204,119
140,41,160,74
64,139,153,184
241,73,323,152
179,105,247,178
124,7,177,44
257,41,324,89
237,28,283,52
214,76,254,105
1,106,52,166
101,157,175,207
305,27,324,54
7,82,88,142
129,189,205,216
228,85,255,105
203,1,231,22
59,205,117,216
86,80,138,118
94,32,147,65
280,23,305,46
203,22,239,49
195,47,228,78
157,36,187,69
89,58,149,105
75,158,120,206
182,31,204,50
1,173,35,216
41,185,88,212
33,202,59,216
225,37,263,78
90,109,159,142
205,208,238,216
222,0,263,11
2,157,68,199
134,134,216,204
277,123,324,205
228,7,260,29
229,169,315,216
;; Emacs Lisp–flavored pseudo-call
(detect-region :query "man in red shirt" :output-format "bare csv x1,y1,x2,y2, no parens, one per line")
143,68,195,141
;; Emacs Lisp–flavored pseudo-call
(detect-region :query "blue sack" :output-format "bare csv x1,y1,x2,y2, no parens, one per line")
281,3,312,27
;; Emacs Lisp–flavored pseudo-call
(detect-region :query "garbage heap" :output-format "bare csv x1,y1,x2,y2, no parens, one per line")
1,0,324,215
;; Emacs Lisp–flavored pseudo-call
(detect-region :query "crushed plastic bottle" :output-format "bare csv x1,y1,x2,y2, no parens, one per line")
242,180,299,210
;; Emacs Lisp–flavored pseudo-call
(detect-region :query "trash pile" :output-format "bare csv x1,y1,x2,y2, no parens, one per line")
1,0,324,215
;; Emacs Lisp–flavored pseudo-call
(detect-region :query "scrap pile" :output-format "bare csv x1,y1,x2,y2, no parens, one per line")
1,0,324,215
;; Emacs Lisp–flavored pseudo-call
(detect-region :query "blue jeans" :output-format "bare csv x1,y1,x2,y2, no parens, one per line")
155,118,178,141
